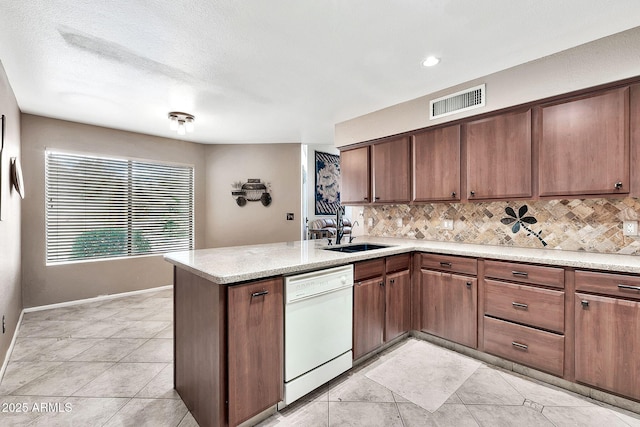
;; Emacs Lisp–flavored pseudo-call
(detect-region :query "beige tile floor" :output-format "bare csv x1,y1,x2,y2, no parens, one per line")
1,288,639,427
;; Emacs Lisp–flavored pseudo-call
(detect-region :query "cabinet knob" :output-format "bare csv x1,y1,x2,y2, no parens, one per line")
451,191,456,197
374,196,380,200
470,191,475,197
614,182,623,190
389,279,395,284
466,282,472,288
581,300,589,308
379,281,385,287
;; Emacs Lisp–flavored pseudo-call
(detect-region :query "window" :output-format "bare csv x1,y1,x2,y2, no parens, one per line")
46,151,194,264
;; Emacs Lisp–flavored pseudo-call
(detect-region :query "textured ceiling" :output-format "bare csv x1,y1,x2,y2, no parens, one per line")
1,1,640,144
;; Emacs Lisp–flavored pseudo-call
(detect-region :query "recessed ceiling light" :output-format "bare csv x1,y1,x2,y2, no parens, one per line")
422,56,440,67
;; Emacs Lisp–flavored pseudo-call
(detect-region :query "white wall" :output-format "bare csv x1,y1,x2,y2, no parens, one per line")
205,143,302,247
335,26,640,146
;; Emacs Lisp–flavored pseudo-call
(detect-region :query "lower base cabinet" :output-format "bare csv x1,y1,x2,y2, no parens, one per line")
174,268,283,427
575,293,640,401
353,276,385,359
420,269,477,348
353,255,411,360
228,278,284,426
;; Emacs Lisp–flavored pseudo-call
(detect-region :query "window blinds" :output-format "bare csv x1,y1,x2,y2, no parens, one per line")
46,151,194,264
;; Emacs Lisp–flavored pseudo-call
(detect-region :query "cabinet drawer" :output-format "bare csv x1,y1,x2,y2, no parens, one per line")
575,270,640,300
483,316,564,377
354,258,385,281
484,280,564,333
420,253,477,275
386,253,411,274
484,260,564,289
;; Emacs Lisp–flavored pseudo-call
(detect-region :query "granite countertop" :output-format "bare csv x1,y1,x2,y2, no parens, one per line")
164,236,640,285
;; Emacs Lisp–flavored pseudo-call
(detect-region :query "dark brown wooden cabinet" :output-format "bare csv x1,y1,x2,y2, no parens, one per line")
228,278,284,427
340,146,370,204
412,125,461,202
372,136,411,203
575,292,640,401
174,269,283,427
464,109,532,200
420,269,478,348
539,87,630,197
353,275,385,359
353,254,411,360
385,257,412,342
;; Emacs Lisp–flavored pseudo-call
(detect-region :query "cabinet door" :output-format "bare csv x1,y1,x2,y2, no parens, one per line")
539,87,629,197
228,278,283,426
421,270,478,348
372,137,411,203
465,109,532,200
340,146,370,204
575,293,640,401
413,125,461,201
385,269,411,342
353,276,385,359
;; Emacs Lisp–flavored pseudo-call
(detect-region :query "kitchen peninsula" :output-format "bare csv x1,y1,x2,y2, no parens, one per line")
165,237,640,427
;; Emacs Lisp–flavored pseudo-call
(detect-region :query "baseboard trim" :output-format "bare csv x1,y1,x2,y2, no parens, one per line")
0,310,24,385
23,284,173,313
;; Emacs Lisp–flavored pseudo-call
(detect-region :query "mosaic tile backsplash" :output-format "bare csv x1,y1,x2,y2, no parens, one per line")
360,198,640,255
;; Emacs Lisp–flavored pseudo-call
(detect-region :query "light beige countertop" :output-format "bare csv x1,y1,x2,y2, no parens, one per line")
164,237,640,285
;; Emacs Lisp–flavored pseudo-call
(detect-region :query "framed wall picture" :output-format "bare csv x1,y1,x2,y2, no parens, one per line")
314,151,340,215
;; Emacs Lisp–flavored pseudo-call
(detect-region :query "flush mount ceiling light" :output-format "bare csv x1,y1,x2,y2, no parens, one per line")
422,56,440,67
168,112,195,136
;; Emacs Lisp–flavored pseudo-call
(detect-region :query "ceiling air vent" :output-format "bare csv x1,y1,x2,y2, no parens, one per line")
429,84,486,120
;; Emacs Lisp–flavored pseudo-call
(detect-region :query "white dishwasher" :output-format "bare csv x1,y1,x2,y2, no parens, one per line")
282,264,354,407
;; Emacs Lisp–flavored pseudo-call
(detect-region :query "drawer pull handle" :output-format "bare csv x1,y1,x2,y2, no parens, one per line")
512,342,528,351
379,281,385,287
581,300,589,308
618,284,640,292
512,302,528,310
440,262,452,268
512,271,529,277
251,290,269,298
389,279,395,284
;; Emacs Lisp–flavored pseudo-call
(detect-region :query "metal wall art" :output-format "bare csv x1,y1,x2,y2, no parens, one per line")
231,179,272,207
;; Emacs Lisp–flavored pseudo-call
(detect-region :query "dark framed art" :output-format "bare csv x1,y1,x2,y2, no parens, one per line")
314,151,340,215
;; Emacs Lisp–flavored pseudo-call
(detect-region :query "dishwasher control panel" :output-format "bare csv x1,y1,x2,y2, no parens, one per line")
285,265,354,303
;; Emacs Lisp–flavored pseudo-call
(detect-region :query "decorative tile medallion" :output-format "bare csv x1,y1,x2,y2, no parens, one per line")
360,198,640,255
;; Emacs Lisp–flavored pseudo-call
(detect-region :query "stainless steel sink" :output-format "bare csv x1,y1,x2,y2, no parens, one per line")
323,243,391,253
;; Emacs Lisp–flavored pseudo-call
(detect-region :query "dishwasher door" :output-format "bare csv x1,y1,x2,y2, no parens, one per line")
284,265,353,383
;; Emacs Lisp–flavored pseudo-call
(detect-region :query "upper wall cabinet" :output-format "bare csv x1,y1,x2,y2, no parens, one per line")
340,146,371,204
538,87,630,197
372,137,411,203
465,109,532,200
412,125,461,202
